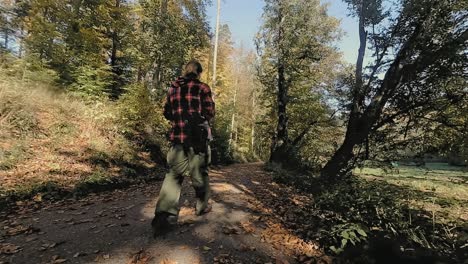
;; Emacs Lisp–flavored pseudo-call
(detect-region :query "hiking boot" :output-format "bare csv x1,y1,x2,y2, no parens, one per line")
151,212,176,238
195,204,212,216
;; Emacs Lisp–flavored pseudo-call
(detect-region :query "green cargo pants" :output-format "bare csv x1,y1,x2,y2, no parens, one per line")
155,144,211,216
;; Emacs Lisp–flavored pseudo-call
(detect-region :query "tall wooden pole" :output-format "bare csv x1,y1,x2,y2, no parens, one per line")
211,0,221,95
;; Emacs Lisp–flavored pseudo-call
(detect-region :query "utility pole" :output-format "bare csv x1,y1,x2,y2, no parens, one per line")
211,0,221,95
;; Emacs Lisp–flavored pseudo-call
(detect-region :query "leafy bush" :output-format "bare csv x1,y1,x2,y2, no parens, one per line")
117,84,169,163
0,59,165,208
329,223,368,254
70,65,113,99
0,143,29,170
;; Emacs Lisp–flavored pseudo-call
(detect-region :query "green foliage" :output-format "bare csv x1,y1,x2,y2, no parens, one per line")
0,142,29,170
0,61,164,209
116,83,169,161
70,65,113,99
22,0,134,97
256,0,344,167
117,84,167,136
211,123,234,164
135,0,211,92
343,0,387,25
322,0,468,178
330,223,368,254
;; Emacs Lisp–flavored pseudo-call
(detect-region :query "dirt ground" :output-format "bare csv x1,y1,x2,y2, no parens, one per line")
0,163,330,264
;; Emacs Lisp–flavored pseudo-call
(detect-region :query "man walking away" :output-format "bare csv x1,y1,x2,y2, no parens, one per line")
152,60,215,237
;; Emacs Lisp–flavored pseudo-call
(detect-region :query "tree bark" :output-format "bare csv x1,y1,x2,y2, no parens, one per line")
320,2,368,179
4,27,8,50
320,118,369,179
228,78,238,154
109,0,122,98
211,0,221,95
151,0,168,91
251,88,256,156
270,2,290,164
320,2,468,180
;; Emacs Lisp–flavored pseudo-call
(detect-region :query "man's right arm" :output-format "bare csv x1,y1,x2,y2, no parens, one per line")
200,83,215,121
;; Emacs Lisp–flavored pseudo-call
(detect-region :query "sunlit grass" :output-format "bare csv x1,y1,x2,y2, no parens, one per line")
356,163,468,223
0,70,145,202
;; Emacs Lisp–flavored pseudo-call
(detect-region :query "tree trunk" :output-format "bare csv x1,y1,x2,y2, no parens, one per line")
321,117,368,179
4,28,8,50
18,27,24,58
151,0,168,92
320,138,357,179
211,0,221,94
109,0,122,98
270,3,289,164
320,1,468,181
228,79,238,154
251,89,256,157
320,3,367,179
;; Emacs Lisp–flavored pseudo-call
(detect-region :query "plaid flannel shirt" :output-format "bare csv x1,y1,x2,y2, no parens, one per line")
163,76,215,144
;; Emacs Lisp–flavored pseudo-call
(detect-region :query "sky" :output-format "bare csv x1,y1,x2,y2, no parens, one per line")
206,0,360,64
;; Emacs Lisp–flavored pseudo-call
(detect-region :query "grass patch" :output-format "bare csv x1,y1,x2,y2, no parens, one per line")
0,142,30,170
267,162,468,262
356,163,468,223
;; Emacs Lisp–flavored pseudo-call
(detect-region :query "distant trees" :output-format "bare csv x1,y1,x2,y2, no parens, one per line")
136,0,210,95
0,0,211,99
321,0,467,179
204,24,260,163
0,0,26,54
0,1,13,51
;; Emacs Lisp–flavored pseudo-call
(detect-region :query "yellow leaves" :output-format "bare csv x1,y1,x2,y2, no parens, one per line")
239,221,256,234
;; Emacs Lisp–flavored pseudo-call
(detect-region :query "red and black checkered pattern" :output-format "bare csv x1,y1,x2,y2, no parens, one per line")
163,76,215,143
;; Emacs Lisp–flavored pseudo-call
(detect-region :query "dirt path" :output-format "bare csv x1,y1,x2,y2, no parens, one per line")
0,163,329,264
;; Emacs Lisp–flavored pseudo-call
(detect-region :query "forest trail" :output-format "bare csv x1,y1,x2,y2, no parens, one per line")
0,163,329,264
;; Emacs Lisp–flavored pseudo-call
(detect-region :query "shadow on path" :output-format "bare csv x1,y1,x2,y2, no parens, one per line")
1,163,328,264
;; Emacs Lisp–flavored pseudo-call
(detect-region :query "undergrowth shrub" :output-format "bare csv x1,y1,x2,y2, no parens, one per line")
0,57,166,208
266,165,464,260
117,84,169,162
70,65,113,99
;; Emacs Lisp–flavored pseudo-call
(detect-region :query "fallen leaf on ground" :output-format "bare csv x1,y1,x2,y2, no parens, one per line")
222,225,240,235
25,236,38,242
5,224,40,236
127,249,152,264
73,252,86,258
239,221,255,234
51,255,68,263
0,243,22,255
